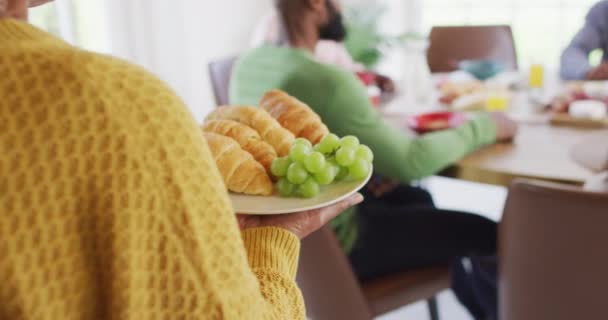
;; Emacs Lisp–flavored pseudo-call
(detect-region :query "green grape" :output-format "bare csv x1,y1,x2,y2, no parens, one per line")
335,165,349,181
317,133,340,154
298,178,320,198
335,146,356,167
286,162,309,184
325,157,342,177
276,178,296,197
356,145,374,162
270,157,291,177
314,164,335,185
294,138,313,148
289,143,311,163
340,135,360,149
348,158,371,180
304,152,326,174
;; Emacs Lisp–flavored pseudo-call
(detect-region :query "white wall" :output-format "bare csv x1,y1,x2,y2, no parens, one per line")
106,0,273,122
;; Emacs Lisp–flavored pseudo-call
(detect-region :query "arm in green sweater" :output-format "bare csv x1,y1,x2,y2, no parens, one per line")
286,69,497,183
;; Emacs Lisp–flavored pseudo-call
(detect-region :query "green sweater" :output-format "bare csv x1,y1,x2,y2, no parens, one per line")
231,46,497,252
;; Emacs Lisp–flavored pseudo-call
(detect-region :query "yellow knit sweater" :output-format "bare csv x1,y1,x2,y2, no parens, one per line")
0,19,304,320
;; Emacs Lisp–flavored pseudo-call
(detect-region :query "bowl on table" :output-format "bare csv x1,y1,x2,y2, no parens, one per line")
356,71,377,86
459,60,505,81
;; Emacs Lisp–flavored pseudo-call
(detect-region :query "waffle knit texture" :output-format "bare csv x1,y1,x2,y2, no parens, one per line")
0,19,304,320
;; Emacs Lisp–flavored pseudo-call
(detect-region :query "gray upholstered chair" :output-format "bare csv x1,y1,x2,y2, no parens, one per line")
208,56,237,106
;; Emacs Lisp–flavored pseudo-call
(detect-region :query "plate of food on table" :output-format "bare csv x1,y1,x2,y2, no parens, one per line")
547,82,608,128
407,111,467,134
202,89,373,215
437,78,513,111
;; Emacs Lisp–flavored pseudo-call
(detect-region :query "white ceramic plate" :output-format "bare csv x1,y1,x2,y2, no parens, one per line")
230,170,372,215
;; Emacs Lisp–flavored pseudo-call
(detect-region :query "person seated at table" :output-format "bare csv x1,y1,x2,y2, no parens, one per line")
0,0,363,319
249,5,395,93
231,0,518,318
561,0,608,80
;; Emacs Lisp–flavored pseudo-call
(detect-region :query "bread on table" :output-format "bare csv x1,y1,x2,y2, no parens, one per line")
205,106,295,157
260,89,329,144
203,132,273,196
202,120,277,173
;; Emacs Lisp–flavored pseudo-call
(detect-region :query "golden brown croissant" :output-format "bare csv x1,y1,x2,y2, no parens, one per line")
205,106,295,157
203,132,273,196
259,89,329,144
202,120,277,174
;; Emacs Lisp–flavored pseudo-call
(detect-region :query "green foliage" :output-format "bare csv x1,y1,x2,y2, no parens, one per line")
343,4,425,69
343,4,385,68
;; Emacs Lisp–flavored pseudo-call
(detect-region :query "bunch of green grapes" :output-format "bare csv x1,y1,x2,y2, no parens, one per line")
271,134,374,198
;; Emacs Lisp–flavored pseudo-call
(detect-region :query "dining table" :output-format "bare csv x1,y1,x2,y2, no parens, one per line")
380,84,608,187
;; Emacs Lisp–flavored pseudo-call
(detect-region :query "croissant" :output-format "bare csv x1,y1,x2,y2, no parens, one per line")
203,132,273,196
202,120,277,173
206,106,295,157
260,89,329,144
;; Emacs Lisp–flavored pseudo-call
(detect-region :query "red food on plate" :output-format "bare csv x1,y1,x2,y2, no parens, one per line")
356,72,377,86
439,93,459,105
407,112,467,134
571,90,591,101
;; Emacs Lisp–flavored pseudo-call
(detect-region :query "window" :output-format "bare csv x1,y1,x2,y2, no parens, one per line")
420,0,600,68
29,0,110,53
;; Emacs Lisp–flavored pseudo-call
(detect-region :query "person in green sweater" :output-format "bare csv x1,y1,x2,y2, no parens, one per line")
231,0,518,318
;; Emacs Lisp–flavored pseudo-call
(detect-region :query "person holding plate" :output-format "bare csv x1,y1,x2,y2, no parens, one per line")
231,0,518,319
0,0,363,319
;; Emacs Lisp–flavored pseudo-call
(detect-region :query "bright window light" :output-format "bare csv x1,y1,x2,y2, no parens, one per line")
29,0,110,54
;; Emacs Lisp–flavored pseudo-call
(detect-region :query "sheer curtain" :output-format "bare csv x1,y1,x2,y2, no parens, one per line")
31,0,272,121
29,0,109,52
105,0,273,121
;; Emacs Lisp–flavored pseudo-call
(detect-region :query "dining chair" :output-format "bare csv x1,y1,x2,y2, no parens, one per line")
427,25,518,73
208,55,238,106
297,225,451,320
499,180,608,320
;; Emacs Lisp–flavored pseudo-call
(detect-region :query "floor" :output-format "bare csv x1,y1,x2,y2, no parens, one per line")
378,176,508,320
378,290,471,320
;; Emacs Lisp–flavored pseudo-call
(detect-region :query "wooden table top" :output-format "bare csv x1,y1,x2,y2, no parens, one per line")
381,93,608,187
443,124,606,186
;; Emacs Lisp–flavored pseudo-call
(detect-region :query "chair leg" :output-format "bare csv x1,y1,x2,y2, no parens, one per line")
427,296,440,320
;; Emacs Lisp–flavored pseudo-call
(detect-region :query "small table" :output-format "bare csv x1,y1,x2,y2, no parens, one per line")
382,93,608,187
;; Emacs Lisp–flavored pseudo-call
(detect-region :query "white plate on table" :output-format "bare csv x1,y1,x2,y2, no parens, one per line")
230,169,372,215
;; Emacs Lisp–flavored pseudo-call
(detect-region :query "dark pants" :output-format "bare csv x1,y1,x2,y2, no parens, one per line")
452,256,498,320
348,184,497,319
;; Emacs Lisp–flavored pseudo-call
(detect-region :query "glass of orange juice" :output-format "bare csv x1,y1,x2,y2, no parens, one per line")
529,64,545,88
